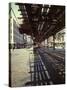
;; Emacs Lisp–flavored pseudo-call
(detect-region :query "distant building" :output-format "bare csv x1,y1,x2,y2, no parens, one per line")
26,35,33,47
41,29,65,49
48,30,65,49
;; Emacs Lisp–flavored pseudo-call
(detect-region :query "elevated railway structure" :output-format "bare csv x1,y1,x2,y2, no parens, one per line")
16,3,65,85
15,3,65,49
9,3,65,86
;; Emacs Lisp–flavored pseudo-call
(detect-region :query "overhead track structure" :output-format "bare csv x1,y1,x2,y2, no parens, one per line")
16,3,65,43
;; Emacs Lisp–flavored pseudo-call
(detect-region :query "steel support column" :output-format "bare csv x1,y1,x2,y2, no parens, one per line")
53,35,55,50
47,38,49,48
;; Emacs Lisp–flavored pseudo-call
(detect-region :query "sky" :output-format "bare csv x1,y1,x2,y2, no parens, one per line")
11,3,23,25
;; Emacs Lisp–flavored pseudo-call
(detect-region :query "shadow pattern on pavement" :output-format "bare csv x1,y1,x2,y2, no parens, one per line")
25,48,53,86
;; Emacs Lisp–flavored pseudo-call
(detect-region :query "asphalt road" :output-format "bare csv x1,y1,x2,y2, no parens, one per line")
37,48,65,84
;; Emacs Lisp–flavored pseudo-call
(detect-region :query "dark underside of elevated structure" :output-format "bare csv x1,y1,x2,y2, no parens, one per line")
16,3,65,43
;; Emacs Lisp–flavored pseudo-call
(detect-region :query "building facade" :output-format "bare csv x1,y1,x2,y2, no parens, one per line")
9,18,24,49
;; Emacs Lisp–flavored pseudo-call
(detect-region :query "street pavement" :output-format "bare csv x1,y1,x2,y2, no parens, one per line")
10,47,65,87
11,48,34,87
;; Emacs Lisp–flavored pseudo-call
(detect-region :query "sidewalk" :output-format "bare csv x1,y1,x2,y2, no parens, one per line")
11,48,34,87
